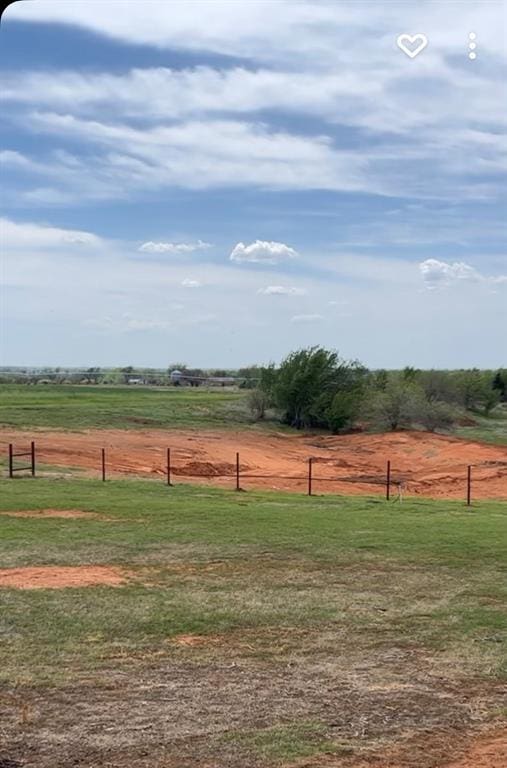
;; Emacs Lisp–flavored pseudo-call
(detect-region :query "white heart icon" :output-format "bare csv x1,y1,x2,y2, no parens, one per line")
397,33,428,59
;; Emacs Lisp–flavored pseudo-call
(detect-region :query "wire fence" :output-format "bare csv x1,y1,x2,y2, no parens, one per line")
5,440,481,505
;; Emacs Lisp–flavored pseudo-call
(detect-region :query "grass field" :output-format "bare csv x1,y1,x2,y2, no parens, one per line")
455,406,507,446
0,384,248,431
0,477,506,767
1,385,506,448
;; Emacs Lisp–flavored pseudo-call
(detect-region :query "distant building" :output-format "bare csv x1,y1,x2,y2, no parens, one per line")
169,369,237,387
169,370,184,385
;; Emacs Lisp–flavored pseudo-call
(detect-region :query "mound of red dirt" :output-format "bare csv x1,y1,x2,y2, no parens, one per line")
0,565,129,589
1,428,506,500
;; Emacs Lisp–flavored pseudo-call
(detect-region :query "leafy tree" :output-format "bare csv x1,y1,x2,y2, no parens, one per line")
454,369,485,410
270,346,365,431
238,365,261,389
258,364,278,399
365,380,420,431
247,388,269,421
402,366,420,382
411,397,455,432
372,369,388,391
327,390,363,432
418,370,459,404
492,370,506,402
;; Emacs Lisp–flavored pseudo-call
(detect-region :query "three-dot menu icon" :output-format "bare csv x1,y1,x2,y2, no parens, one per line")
468,32,477,60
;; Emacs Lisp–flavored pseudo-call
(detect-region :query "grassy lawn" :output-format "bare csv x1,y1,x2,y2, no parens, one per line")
0,383,251,431
0,477,506,766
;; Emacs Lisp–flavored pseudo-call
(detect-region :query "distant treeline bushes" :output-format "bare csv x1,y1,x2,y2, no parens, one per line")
248,347,506,433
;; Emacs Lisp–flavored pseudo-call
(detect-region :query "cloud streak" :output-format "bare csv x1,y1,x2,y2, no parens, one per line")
419,258,507,290
139,240,211,254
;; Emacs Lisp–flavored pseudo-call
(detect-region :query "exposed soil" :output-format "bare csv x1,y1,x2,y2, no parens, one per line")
444,731,507,767
1,427,506,499
0,508,100,519
298,728,507,767
0,565,129,589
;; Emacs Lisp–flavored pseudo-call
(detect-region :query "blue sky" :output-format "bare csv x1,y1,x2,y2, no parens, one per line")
1,0,506,368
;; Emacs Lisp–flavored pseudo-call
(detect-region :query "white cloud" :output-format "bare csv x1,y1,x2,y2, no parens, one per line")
181,278,202,288
258,285,306,296
419,258,507,290
290,314,324,323
0,217,102,249
230,240,298,264
139,239,211,254
2,2,506,204
22,113,371,196
6,1,505,62
2,218,506,369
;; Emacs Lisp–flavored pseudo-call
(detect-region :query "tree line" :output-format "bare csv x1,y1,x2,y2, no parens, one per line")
247,347,507,433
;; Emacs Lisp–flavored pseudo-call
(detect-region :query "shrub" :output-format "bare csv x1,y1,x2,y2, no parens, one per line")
247,388,269,421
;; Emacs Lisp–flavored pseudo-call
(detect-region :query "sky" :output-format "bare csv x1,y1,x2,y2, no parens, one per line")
0,0,506,369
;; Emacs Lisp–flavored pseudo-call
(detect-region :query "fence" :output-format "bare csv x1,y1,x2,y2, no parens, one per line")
5,440,480,505
7,442,35,478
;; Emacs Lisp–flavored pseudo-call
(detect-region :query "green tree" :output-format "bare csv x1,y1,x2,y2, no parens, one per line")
492,370,506,402
372,369,388,391
365,380,420,431
411,397,456,432
270,346,365,431
247,388,270,421
454,369,485,410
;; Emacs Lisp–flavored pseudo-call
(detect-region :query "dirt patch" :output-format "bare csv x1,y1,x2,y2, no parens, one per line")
0,508,100,519
178,460,237,477
444,730,507,768
294,728,507,768
1,427,506,499
0,565,130,589
170,633,223,647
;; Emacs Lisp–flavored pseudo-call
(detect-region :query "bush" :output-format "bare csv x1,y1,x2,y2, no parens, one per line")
365,381,420,431
412,398,455,432
247,389,269,421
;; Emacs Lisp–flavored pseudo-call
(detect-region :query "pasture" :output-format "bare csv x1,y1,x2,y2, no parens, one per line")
1,384,507,446
0,477,506,767
0,384,248,431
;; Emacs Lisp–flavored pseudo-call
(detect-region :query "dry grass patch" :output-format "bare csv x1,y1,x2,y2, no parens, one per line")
0,566,131,589
1,508,102,519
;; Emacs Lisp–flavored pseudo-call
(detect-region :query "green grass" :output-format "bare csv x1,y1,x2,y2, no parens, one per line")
0,383,250,430
1,477,506,765
455,405,507,446
2,385,506,450
221,722,343,762
0,477,506,686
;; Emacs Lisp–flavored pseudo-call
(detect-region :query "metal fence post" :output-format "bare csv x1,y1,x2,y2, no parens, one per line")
101,448,106,482
467,465,471,506
386,460,391,501
8,443,13,479
167,448,172,486
236,452,240,491
31,441,36,477
308,457,313,496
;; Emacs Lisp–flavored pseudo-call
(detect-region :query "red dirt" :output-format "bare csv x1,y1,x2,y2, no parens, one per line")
444,731,507,768
1,427,506,500
0,508,99,519
306,729,507,768
0,565,129,589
